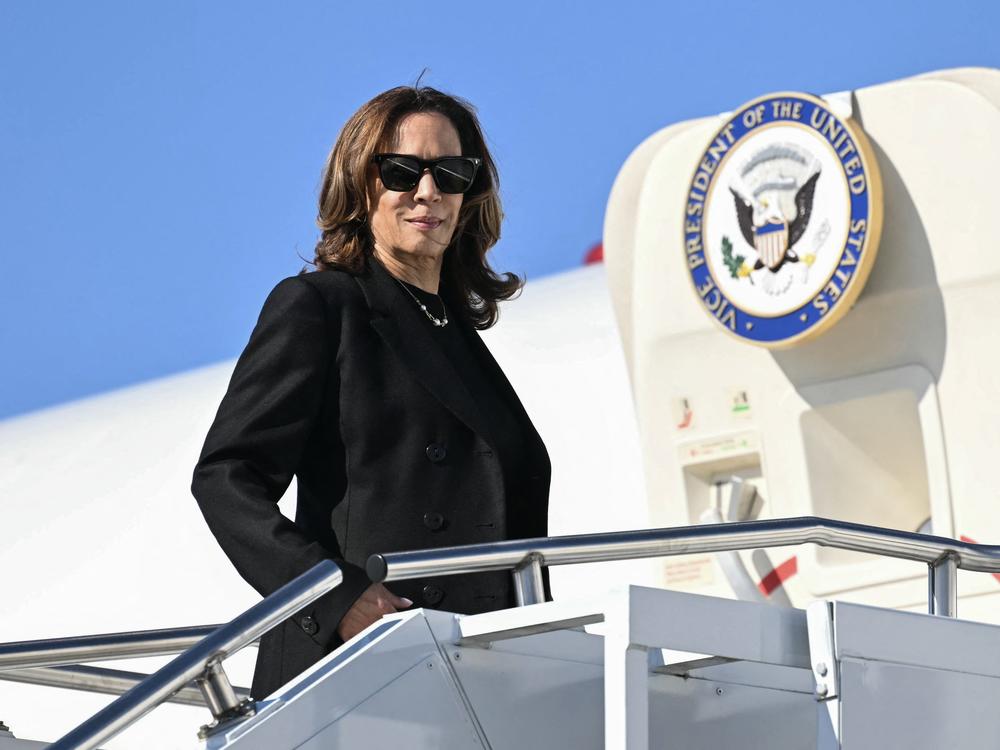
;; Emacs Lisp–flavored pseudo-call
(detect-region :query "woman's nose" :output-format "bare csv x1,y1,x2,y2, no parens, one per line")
413,170,441,202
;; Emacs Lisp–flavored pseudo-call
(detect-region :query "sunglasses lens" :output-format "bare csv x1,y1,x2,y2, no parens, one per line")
379,156,421,191
433,158,478,194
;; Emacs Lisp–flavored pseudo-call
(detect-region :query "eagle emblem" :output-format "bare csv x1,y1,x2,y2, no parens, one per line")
681,91,882,347
729,171,820,273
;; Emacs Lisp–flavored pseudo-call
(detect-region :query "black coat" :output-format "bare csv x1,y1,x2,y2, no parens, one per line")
191,255,551,699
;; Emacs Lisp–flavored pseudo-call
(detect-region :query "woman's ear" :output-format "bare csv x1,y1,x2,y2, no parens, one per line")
364,164,381,215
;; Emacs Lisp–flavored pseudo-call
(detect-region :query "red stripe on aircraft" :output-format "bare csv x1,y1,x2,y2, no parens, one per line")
584,242,603,264
758,555,798,596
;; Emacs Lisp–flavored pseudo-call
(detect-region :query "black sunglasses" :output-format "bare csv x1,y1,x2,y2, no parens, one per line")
372,153,482,194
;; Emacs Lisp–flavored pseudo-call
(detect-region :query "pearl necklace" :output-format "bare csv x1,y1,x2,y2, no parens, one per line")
393,276,449,327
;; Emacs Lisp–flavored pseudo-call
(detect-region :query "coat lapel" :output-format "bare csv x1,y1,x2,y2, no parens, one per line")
354,256,498,449
453,311,549,475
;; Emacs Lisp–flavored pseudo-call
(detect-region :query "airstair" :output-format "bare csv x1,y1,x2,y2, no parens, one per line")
4,518,1000,749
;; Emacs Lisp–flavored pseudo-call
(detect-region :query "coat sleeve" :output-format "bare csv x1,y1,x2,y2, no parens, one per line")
191,275,370,651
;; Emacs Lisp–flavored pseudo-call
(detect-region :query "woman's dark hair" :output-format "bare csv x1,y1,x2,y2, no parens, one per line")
310,85,521,329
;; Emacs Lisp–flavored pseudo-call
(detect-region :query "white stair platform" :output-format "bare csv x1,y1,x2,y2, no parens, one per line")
202,585,1000,749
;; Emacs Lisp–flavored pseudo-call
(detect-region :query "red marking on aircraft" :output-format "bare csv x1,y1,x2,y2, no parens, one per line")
758,555,798,596
584,242,603,264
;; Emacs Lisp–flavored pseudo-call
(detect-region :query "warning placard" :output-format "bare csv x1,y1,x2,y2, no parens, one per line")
663,555,715,588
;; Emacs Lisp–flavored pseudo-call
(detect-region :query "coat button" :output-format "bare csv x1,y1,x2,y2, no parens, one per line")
299,616,319,636
422,584,445,606
425,442,447,463
423,512,445,531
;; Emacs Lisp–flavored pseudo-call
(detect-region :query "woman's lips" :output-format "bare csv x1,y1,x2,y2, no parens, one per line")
407,217,443,230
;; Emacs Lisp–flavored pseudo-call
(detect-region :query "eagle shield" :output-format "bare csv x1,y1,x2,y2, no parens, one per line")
754,218,790,270
730,170,821,274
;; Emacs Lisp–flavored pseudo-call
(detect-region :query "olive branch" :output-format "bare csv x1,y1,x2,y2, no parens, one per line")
721,235,754,285
721,235,743,278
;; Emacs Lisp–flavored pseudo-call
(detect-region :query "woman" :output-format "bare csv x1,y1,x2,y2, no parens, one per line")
191,85,551,700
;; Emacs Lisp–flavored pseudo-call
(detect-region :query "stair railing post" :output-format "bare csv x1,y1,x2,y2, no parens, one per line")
512,553,545,606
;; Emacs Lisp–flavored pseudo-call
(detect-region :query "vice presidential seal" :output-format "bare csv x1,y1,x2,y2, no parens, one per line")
682,92,883,347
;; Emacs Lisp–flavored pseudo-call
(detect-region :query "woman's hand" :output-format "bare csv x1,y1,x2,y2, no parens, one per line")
336,583,413,641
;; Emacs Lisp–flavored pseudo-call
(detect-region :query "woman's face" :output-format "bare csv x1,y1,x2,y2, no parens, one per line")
368,112,465,266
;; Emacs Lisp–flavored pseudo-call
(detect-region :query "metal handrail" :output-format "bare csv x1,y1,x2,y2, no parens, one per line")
0,626,251,707
48,560,343,750
368,516,1000,616
0,625,224,671
0,665,238,707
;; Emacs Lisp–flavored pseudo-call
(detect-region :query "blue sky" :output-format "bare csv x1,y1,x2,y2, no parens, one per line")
2,0,997,419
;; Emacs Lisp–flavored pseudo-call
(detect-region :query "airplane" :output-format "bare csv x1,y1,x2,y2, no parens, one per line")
2,66,1000,749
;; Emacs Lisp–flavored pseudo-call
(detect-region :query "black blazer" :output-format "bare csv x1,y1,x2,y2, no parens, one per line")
191,255,551,699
